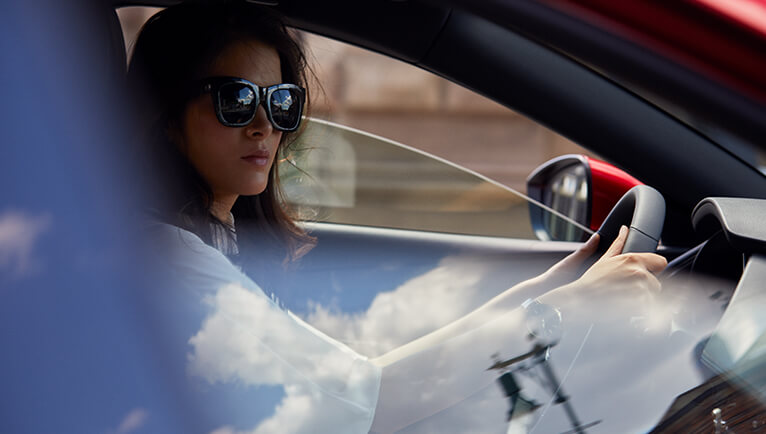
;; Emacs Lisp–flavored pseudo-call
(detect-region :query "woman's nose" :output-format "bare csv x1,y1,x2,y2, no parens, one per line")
244,105,274,137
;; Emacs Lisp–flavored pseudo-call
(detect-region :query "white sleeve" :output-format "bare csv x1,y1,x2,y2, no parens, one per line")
147,222,381,434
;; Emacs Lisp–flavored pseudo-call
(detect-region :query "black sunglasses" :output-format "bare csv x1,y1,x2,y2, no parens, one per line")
200,76,305,131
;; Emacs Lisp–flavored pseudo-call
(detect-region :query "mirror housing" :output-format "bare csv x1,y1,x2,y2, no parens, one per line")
526,154,642,241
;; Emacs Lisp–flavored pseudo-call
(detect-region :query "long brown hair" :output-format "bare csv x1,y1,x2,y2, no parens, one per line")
127,1,314,264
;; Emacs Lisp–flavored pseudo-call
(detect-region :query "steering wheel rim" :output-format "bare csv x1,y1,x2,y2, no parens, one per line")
595,185,666,255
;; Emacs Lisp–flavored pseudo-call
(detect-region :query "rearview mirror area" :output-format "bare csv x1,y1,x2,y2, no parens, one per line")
527,154,642,242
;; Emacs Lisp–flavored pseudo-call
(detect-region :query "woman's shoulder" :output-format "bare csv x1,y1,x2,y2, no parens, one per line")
145,218,204,246
144,218,252,290
144,219,213,256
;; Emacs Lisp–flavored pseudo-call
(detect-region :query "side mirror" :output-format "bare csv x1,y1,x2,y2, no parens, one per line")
526,154,642,242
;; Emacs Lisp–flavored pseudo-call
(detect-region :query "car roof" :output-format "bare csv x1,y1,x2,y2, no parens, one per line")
113,0,766,144
455,0,766,151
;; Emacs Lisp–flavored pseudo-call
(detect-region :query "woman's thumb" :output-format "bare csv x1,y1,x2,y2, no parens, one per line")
603,225,628,258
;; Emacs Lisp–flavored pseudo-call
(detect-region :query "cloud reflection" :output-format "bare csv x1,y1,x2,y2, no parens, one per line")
188,283,380,434
306,255,499,357
108,408,148,434
0,210,50,279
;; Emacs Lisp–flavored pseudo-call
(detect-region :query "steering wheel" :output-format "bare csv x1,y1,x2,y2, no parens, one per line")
594,185,666,255
575,185,664,275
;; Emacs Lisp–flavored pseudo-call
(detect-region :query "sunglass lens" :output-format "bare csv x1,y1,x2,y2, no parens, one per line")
269,88,302,130
218,82,256,125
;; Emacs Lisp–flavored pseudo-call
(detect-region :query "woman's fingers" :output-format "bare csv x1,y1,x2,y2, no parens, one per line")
603,225,629,258
614,254,667,293
601,227,667,273
632,252,668,274
563,232,600,265
579,231,600,256
621,261,663,291
577,233,667,292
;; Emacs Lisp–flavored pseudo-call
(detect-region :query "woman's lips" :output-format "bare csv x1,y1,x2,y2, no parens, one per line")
241,151,270,167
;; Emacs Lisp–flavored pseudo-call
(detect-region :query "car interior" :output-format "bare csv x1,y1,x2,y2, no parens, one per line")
3,0,766,432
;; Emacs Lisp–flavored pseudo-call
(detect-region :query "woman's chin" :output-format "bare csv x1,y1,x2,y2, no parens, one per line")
240,184,269,197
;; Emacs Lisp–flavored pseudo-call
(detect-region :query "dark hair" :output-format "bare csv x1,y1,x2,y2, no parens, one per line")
127,1,314,264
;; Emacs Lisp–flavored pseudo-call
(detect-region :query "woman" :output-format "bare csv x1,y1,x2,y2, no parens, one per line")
128,0,313,271
129,2,667,432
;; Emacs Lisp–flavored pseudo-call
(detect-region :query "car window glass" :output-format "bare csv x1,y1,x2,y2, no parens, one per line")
284,32,598,238
282,118,550,238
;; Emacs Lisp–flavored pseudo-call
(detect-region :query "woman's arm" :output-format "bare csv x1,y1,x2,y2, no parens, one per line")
369,225,667,432
376,225,666,365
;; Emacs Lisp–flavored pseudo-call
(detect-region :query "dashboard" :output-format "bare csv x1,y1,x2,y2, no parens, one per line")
665,197,766,284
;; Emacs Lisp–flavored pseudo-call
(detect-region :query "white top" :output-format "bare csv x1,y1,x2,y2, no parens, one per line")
146,221,381,434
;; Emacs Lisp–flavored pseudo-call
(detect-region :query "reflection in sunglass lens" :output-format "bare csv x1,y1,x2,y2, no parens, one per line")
269,88,301,130
219,83,256,125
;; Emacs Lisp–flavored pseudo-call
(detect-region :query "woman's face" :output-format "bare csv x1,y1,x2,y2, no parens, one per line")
178,40,283,203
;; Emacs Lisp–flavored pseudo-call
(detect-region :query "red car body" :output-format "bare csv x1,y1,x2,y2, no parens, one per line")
548,0,766,103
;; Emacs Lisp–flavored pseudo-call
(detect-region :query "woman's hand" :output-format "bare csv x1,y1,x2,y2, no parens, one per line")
535,230,601,290
539,225,671,338
574,225,667,294
494,225,668,322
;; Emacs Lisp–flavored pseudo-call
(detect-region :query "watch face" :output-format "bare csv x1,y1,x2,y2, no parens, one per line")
524,300,563,344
